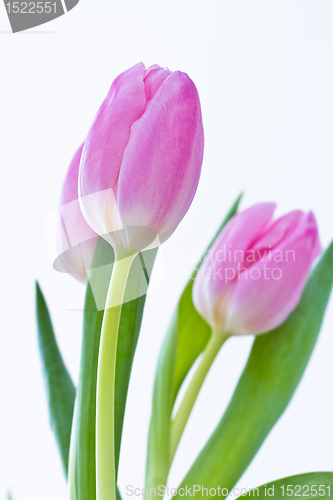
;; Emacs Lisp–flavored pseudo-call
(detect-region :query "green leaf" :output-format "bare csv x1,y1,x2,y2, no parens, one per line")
73,237,157,500
145,195,242,489
72,238,107,500
145,315,179,489
245,472,333,499
35,281,76,477
177,241,333,496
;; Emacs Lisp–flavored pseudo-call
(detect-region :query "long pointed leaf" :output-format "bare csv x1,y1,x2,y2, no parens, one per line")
35,282,76,477
178,241,333,496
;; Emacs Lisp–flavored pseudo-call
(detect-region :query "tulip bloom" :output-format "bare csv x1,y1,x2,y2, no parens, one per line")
78,63,203,500
79,62,204,258
169,203,321,464
193,203,322,336
56,143,98,282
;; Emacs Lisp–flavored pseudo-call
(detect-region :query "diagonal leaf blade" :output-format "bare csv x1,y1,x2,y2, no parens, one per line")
35,281,76,477
177,241,333,496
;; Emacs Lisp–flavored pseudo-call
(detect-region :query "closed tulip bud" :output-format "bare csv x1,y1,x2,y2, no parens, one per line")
55,143,98,283
193,203,322,336
78,62,204,258
77,66,203,499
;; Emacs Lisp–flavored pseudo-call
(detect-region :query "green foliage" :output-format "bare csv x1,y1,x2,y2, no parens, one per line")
35,282,76,477
178,241,333,496
72,239,107,500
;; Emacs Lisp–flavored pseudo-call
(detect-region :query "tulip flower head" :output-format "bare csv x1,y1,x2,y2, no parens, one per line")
79,62,204,259
54,143,98,283
193,203,322,336
77,64,204,500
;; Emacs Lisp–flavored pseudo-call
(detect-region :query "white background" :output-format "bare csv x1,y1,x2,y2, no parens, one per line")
1,1,333,499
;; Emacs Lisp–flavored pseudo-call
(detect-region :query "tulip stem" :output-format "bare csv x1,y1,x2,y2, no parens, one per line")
170,329,229,462
96,254,135,500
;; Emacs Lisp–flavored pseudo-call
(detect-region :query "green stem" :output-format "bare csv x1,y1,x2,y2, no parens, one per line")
68,445,75,500
96,254,135,500
169,329,229,463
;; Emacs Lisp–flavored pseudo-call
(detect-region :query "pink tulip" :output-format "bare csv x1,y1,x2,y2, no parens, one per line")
78,62,204,257
55,143,98,283
193,203,322,336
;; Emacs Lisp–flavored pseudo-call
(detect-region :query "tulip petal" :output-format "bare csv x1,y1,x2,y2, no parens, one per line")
144,64,161,74
60,143,84,205
224,212,322,335
144,66,172,102
117,70,204,245
193,203,276,330
215,203,276,255
56,143,98,283
252,210,304,251
79,63,148,247
201,203,276,295
80,62,146,198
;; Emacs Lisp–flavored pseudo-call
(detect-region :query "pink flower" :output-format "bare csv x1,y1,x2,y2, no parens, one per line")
193,203,322,335
78,63,204,258
55,143,98,283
